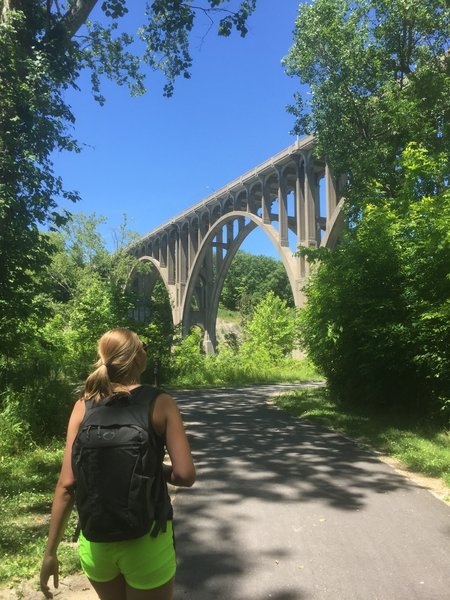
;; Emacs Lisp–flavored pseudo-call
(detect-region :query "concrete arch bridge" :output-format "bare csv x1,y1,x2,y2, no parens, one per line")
127,135,345,352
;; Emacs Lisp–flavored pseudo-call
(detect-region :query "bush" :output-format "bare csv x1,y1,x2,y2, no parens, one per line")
0,380,75,451
240,292,297,365
298,170,450,420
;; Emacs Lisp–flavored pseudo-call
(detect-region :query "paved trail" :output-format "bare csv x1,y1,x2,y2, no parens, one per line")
4,384,449,600
172,385,450,600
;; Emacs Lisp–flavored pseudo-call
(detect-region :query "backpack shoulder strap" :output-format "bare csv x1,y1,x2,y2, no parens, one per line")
129,385,165,431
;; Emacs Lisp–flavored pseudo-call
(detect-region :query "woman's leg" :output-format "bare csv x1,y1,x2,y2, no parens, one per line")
89,574,127,600
125,577,174,600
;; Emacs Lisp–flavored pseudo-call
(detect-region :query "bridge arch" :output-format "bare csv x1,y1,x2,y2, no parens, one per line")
127,256,176,325
180,211,302,349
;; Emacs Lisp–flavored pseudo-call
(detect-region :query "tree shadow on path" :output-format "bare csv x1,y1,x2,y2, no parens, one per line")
171,385,416,600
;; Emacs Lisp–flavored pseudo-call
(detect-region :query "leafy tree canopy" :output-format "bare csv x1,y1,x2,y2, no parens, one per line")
240,291,297,364
286,0,450,417
284,0,450,210
0,0,256,346
220,250,294,313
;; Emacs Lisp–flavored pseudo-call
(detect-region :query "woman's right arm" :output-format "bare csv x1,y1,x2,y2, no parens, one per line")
153,393,195,487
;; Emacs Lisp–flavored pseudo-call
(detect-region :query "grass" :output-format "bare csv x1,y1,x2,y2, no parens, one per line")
274,387,450,496
216,306,242,323
0,442,80,588
169,357,323,388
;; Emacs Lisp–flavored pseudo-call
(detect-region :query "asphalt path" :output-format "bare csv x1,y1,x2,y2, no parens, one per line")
171,385,450,600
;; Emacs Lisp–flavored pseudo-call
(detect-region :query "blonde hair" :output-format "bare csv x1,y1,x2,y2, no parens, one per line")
81,328,146,402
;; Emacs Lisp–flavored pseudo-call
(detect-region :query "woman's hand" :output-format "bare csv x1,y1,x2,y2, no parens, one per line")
40,553,59,599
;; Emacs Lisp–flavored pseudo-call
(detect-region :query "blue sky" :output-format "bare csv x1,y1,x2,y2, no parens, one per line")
53,1,306,257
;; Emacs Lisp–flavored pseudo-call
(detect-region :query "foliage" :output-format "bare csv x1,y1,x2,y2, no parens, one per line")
171,326,206,382
240,291,297,365
0,442,79,585
285,0,450,419
0,212,156,442
284,0,450,208
298,146,450,416
0,0,257,384
170,292,316,387
220,250,294,313
140,0,257,97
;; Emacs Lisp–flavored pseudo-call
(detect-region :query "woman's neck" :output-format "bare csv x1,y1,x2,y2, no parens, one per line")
111,377,141,391
125,383,142,390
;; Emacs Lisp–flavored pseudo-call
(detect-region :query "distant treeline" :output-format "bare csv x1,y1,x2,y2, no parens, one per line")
220,251,294,313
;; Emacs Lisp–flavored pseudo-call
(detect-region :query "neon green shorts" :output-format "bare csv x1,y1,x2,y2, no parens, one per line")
79,522,176,590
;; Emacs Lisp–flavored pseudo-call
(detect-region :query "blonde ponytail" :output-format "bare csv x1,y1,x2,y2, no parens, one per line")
80,329,146,403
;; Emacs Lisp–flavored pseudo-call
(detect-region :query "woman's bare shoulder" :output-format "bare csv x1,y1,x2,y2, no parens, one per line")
152,392,180,435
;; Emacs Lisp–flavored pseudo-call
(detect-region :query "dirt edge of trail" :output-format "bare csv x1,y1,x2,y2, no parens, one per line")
0,573,97,599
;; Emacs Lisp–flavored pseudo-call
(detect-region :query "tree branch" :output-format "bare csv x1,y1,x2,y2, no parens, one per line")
43,0,98,44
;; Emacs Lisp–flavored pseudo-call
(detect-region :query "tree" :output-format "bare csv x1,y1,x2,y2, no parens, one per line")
240,291,296,365
0,0,257,353
284,0,450,211
220,250,294,313
285,0,450,417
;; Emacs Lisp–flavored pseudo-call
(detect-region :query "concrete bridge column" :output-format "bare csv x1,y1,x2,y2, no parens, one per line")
295,160,307,279
199,212,209,246
226,221,233,247
168,230,176,285
245,185,256,215
277,168,289,248
201,213,216,354
176,226,188,314
188,219,198,274
215,228,224,272
260,177,271,224
153,239,160,263
202,330,215,354
304,152,318,249
160,234,167,269
179,225,188,284
325,164,337,223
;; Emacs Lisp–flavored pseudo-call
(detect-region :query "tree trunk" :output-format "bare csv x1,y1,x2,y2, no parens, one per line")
1,0,25,22
1,0,100,38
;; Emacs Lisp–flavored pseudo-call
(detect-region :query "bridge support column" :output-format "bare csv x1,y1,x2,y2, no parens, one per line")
226,221,233,246
188,220,198,272
304,152,318,249
325,164,337,221
168,231,176,284
277,169,289,247
160,235,167,268
179,226,188,283
295,161,306,280
261,179,271,224
202,330,215,355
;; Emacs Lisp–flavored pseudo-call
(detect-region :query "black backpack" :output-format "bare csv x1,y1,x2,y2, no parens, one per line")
71,386,172,542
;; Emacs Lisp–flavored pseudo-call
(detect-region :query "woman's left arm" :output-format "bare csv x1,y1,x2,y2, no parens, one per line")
40,399,85,599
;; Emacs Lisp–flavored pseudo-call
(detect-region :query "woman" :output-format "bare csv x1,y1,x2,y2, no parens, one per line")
40,328,196,600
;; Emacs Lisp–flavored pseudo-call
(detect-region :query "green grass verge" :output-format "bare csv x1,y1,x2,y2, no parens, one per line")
216,307,242,323
274,388,450,496
169,358,322,388
0,442,79,587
